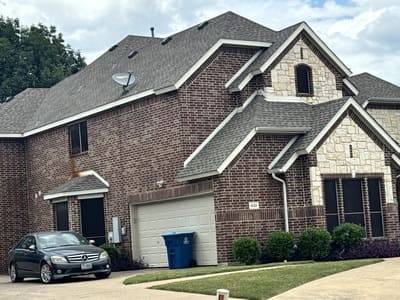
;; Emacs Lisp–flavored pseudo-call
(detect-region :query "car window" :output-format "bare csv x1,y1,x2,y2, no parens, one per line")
17,236,35,249
37,232,88,249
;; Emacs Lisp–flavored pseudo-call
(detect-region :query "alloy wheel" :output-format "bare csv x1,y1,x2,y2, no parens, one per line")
40,263,52,284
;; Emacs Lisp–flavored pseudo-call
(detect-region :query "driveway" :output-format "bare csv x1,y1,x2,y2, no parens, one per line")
1,258,400,300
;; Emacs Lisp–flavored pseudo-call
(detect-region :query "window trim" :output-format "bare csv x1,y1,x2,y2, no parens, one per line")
68,120,88,156
295,64,313,96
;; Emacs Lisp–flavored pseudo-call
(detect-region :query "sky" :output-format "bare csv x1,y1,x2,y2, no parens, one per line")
1,0,399,85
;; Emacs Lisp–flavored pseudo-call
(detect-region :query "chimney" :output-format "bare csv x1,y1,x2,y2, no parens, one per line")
150,27,154,38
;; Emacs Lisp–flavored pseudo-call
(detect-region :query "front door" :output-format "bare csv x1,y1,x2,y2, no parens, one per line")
80,198,106,246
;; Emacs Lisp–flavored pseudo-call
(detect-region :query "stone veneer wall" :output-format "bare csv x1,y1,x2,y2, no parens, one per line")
310,115,393,205
265,37,343,104
367,104,400,144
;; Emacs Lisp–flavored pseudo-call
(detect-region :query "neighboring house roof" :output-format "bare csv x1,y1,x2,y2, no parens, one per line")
43,171,109,200
0,11,277,136
349,72,400,105
0,88,48,135
178,95,400,181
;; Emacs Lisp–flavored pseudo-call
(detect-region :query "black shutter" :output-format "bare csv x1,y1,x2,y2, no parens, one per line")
368,178,384,237
324,179,339,232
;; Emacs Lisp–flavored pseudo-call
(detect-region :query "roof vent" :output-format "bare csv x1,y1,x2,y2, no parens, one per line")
161,36,172,45
128,50,138,59
109,44,118,52
197,21,209,30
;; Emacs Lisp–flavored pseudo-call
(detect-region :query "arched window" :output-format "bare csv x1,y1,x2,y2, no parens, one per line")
295,64,313,96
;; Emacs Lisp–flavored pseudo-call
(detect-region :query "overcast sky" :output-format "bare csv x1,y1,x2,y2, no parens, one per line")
1,0,399,85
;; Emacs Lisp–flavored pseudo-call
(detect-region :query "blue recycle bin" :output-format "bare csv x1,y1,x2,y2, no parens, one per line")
162,232,195,269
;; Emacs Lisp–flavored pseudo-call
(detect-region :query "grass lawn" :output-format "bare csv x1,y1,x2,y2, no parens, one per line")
123,261,308,285
152,259,382,300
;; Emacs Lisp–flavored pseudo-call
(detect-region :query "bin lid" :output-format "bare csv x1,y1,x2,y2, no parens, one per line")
161,231,195,237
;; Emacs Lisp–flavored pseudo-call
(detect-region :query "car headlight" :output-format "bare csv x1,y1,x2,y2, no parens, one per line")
99,251,109,260
50,255,68,264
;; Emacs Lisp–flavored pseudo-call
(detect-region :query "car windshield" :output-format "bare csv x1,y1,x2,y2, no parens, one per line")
37,232,89,249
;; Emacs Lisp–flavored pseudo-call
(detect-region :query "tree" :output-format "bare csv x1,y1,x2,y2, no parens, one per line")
0,17,86,102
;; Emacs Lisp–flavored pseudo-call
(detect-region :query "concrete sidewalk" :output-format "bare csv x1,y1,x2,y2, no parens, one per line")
270,257,400,299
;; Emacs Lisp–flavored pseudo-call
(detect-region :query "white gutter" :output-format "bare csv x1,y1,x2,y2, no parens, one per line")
271,172,289,232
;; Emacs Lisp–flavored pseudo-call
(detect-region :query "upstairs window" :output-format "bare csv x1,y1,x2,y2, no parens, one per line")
69,121,88,155
295,64,313,96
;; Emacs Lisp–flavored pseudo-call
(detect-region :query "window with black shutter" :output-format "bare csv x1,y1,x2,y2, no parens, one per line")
295,64,313,95
69,121,88,155
324,179,339,232
368,178,384,237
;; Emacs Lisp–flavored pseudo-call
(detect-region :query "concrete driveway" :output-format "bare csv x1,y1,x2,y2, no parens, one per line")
1,258,400,300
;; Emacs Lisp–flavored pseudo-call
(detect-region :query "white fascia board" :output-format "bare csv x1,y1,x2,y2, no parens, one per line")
79,170,110,187
306,97,400,154
363,97,400,108
174,39,271,90
237,23,352,93
176,170,220,182
183,90,259,167
225,50,263,88
22,89,155,137
260,23,351,75
154,85,178,95
255,127,311,134
343,78,359,96
43,188,109,200
265,95,306,103
237,72,257,92
0,133,24,138
268,136,299,169
392,154,400,168
77,193,105,200
217,128,257,174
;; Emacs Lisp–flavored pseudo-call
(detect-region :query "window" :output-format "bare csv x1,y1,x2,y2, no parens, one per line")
295,64,313,95
55,201,69,231
323,178,384,237
69,121,88,155
16,236,36,249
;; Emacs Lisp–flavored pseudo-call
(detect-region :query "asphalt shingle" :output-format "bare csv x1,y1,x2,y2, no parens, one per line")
44,175,108,196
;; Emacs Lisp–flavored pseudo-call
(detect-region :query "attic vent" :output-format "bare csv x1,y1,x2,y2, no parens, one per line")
128,50,138,59
109,44,118,52
197,21,209,30
161,36,172,45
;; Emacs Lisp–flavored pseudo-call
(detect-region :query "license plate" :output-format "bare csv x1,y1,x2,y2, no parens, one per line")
81,263,93,270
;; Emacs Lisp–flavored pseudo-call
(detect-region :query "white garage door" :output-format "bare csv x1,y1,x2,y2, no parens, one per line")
133,194,217,267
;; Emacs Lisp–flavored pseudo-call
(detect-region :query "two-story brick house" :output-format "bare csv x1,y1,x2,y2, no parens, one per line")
1,11,400,272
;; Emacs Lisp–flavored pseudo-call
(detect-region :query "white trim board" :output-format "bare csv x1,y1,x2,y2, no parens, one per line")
236,22,352,92
44,188,109,200
225,50,263,88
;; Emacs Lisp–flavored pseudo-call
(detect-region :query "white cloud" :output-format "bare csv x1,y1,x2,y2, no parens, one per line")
1,0,399,85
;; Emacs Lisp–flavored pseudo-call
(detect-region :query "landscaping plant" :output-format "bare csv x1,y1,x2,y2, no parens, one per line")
233,237,261,265
331,223,364,257
265,231,295,261
298,227,331,260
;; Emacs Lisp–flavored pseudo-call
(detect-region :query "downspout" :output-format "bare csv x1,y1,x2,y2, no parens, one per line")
271,173,289,232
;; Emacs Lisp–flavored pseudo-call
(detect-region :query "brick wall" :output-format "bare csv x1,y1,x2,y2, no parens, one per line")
20,46,259,264
0,139,28,273
213,134,292,263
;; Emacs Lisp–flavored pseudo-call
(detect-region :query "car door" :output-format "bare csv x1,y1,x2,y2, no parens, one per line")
24,236,42,274
18,236,39,275
13,237,29,273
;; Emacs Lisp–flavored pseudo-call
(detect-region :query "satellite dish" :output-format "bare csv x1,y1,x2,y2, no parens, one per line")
112,72,135,90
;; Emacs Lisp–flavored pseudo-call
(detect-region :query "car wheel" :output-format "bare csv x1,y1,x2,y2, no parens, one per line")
10,263,23,283
40,263,53,284
95,272,111,279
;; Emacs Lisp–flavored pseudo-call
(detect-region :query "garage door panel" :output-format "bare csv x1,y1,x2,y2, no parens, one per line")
134,194,217,267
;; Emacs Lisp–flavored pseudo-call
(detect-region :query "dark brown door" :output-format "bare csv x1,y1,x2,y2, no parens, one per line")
80,198,106,246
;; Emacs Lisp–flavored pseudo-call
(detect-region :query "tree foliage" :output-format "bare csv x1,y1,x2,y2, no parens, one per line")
0,16,86,102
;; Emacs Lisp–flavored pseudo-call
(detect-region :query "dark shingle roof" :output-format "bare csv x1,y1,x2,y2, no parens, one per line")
349,72,400,104
1,12,278,134
228,22,303,90
178,96,350,179
0,88,48,134
44,175,108,197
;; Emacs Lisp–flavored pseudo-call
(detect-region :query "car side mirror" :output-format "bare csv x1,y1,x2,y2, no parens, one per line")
28,244,36,251
89,240,95,245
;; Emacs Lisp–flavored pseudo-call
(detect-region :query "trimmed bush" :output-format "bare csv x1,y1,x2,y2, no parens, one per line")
342,239,400,259
233,237,261,265
332,223,364,253
100,243,147,271
265,231,295,261
298,227,331,260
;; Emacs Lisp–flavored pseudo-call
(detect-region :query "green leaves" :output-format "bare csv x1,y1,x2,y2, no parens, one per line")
0,16,86,101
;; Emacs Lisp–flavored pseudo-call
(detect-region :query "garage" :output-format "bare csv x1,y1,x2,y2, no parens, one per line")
131,193,217,267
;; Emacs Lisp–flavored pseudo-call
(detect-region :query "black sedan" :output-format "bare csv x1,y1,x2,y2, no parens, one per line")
7,231,111,283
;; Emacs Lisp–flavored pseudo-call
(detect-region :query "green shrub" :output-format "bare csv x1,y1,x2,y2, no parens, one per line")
233,237,261,265
265,231,295,261
100,243,147,271
298,227,331,260
332,223,364,252
100,243,120,262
